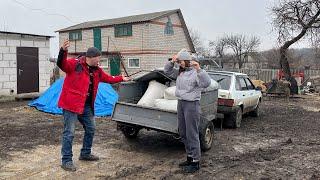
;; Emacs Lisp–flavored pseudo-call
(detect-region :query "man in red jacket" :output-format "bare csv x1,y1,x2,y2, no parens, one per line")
58,40,130,171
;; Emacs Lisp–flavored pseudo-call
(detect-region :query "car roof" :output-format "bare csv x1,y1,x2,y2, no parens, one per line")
207,70,247,76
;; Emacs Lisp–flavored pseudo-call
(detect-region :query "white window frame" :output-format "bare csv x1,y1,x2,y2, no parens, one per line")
100,58,109,68
128,58,140,68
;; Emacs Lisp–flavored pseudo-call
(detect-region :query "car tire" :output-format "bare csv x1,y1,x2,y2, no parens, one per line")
225,107,242,128
250,103,260,117
199,119,214,151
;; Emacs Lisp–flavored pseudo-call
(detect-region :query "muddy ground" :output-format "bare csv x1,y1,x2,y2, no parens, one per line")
0,95,320,179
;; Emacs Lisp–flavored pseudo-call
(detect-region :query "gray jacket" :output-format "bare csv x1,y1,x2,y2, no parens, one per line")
164,61,211,101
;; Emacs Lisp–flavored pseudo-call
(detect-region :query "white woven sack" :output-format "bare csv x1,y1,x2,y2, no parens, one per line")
137,80,167,107
164,86,177,100
154,99,178,112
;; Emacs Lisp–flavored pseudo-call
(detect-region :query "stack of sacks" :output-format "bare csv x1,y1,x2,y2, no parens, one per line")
137,80,167,107
154,86,178,112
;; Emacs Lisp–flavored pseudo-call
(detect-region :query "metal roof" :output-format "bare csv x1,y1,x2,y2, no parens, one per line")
0,31,54,38
56,9,179,32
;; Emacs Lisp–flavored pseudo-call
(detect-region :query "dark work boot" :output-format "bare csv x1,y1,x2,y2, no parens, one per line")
61,161,76,172
179,156,192,167
79,154,99,161
183,161,200,173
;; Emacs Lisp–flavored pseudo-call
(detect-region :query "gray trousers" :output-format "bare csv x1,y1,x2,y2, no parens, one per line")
177,100,201,161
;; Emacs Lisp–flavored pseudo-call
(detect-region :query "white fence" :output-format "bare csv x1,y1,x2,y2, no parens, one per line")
217,68,320,82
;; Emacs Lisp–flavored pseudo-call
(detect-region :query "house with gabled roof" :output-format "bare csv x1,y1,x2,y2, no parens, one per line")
56,9,195,76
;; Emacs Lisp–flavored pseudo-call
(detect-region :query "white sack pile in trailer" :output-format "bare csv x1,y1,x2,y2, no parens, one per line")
164,86,177,100
154,99,178,112
137,80,167,107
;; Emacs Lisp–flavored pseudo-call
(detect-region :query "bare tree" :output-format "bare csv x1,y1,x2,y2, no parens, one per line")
224,34,261,69
271,0,320,79
188,28,208,56
209,38,227,67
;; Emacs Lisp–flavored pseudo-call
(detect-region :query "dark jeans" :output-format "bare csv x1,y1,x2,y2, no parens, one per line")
177,100,201,161
61,103,95,165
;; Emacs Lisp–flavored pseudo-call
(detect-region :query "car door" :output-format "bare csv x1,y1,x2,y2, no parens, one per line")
235,76,251,113
245,77,260,109
244,77,257,109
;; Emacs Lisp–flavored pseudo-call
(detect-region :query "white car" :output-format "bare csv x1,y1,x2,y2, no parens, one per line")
208,71,262,128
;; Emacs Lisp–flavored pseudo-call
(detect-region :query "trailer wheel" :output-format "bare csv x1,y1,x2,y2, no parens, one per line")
120,125,140,139
199,120,214,151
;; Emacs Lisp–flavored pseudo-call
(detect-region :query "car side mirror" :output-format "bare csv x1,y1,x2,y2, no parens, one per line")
255,86,262,91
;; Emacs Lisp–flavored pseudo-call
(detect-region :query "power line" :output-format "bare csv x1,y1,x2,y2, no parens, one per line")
10,0,81,24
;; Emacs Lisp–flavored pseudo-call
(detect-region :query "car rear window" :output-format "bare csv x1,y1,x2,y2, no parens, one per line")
209,74,231,90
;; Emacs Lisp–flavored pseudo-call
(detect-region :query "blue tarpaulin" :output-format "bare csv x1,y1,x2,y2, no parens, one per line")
28,78,118,117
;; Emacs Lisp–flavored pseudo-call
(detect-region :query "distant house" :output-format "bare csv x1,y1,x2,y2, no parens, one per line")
0,31,53,96
56,9,195,76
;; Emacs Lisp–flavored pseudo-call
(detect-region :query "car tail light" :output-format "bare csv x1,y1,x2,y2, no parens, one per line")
218,98,234,107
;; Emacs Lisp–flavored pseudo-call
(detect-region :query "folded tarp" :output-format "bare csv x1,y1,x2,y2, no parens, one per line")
28,78,118,117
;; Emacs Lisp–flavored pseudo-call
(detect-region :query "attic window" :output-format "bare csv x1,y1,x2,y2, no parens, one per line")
164,17,174,35
69,31,82,41
115,24,132,37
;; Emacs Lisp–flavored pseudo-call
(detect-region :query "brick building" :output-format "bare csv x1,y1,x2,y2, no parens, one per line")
0,31,53,96
56,9,195,76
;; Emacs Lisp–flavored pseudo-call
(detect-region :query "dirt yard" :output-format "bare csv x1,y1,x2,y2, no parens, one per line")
0,95,320,179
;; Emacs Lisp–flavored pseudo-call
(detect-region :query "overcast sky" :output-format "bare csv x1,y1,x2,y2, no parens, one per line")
0,0,311,57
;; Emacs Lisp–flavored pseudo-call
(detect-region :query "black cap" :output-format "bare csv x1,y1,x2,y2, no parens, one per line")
86,47,101,57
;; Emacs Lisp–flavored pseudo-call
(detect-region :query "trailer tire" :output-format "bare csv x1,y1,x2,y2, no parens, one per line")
199,119,214,151
121,125,140,139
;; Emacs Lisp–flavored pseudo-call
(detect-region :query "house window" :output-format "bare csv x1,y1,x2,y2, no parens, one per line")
69,31,82,40
114,24,132,37
128,58,140,68
100,58,109,68
164,17,174,35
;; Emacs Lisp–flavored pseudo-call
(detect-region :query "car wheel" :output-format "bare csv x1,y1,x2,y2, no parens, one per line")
225,107,242,128
250,103,260,117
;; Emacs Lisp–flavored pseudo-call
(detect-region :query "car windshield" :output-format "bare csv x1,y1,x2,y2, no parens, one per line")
209,74,231,90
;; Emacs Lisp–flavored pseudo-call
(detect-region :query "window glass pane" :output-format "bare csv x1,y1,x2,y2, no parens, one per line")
100,58,108,68
239,78,248,90
245,78,254,90
235,79,241,91
129,59,139,67
209,74,231,90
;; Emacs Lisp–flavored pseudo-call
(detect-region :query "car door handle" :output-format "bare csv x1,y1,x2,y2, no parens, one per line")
243,94,246,96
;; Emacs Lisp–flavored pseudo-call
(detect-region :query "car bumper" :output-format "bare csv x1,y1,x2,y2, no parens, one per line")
217,105,238,113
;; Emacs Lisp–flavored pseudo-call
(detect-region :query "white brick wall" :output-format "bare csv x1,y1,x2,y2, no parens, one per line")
3,81,15,89
0,39,6,46
34,41,46,47
7,39,20,47
0,47,10,53
0,32,52,96
21,40,34,47
0,61,9,67
3,54,16,61
0,75,9,82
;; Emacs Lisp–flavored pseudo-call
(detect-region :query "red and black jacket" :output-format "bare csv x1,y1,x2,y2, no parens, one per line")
57,48,123,114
